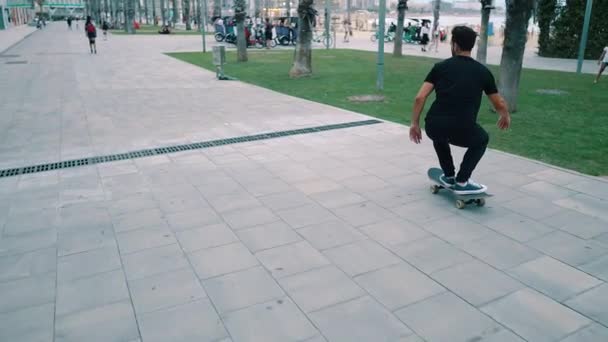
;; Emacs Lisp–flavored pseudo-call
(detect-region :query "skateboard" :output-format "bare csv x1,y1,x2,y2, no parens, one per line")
427,167,492,209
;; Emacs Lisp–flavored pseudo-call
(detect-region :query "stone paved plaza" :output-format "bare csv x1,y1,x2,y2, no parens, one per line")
1,23,608,342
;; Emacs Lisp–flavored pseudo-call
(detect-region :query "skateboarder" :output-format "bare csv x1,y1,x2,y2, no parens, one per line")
409,25,511,195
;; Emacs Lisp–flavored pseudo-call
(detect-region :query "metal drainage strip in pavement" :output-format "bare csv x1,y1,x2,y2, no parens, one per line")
0,119,383,178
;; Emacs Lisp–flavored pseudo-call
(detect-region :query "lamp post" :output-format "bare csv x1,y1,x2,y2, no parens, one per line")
376,0,386,90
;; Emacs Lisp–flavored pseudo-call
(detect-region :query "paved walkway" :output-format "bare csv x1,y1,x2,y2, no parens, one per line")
0,24,37,54
1,23,608,342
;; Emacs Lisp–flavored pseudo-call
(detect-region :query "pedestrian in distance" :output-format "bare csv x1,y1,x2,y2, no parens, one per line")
67,17,72,30
594,46,608,83
265,18,273,49
85,16,97,54
102,21,109,40
343,18,351,43
409,26,511,195
420,22,430,52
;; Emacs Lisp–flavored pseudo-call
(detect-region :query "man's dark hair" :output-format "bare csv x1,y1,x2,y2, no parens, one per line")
451,26,477,51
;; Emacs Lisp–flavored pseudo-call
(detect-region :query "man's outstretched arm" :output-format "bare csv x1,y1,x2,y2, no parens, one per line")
488,93,511,130
410,82,434,144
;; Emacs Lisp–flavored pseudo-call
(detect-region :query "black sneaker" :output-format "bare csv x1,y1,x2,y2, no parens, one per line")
453,180,487,195
439,175,455,188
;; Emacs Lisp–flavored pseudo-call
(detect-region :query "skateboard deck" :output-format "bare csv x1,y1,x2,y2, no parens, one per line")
427,167,492,209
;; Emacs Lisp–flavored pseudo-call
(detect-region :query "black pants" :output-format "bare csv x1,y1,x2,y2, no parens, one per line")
425,121,489,183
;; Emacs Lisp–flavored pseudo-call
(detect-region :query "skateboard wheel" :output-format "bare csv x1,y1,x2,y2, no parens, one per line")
476,198,486,207
455,199,466,209
430,185,440,194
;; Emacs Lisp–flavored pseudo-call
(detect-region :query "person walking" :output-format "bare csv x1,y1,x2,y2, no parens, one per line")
409,26,511,194
85,16,97,54
420,22,430,52
102,20,109,40
343,18,351,43
67,17,73,30
594,46,608,83
265,18,273,49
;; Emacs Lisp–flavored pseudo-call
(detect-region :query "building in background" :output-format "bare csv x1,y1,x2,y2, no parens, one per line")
1,0,34,29
44,0,85,19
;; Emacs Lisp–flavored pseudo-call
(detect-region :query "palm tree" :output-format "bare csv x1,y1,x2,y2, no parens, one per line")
213,0,221,17
499,0,535,112
476,0,492,64
393,0,407,56
126,0,136,33
160,0,166,25
432,0,440,39
234,0,248,62
152,0,157,25
289,0,316,77
172,0,178,26
184,0,192,29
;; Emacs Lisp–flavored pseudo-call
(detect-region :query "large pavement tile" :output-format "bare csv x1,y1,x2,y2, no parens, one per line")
116,225,177,254
129,268,207,315
122,243,189,280
554,193,608,221
355,263,446,311
237,221,301,253
258,190,314,211
559,323,608,342
508,256,603,302
502,196,565,220
332,201,398,227
56,269,129,316
189,242,259,279
2,207,58,236
298,219,366,250
256,241,330,278
518,180,578,201
323,239,401,277
292,178,343,195
156,193,211,215
424,215,495,245
542,209,608,239
564,283,608,326
0,228,57,257
57,225,116,256
359,186,423,209
112,208,167,233
55,301,140,342
481,288,591,342
138,299,228,342
164,207,223,232
579,254,608,281
240,177,293,197
176,223,238,253
564,179,608,200
459,232,542,270
528,168,589,187
57,246,121,281
395,292,514,342
358,218,430,247
484,212,554,242
221,206,280,231
205,191,262,213
0,272,55,313
309,296,413,342
491,170,538,188
0,303,54,342
276,203,338,229
203,266,284,314
390,236,474,274
340,174,391,193
390,200,455,225
527,231,608,266
309,188,367,209
278,266,365,313
223,297,319,342
432,260,524,307
0,247,56,282
106,193,159,216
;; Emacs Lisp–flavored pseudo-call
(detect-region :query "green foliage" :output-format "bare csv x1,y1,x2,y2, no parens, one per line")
540,0,608,58
168,49,608,175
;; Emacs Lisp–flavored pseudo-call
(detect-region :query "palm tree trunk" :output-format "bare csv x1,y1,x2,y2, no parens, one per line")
152,0,157,24
290,0,314,77
213,0,221,17
184,0,191,29
126,0,135,33
477,5,491,64
499,0,534,112
432,0,439,36
346,0,350,21
235,0,247,62
143,0,148,23
172,0,178,26
137,0,142,23
393,0,406,56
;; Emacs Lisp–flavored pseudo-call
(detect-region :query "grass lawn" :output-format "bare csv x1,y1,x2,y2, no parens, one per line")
111,24,209,35
168,49,608,176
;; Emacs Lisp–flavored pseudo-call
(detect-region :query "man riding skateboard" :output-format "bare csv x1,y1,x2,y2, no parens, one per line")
409,26,511,195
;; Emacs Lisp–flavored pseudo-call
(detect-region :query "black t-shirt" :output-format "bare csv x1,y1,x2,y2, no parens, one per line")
424,56,498,125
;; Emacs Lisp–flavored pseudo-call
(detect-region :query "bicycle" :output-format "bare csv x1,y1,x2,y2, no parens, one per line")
312,31,333,48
